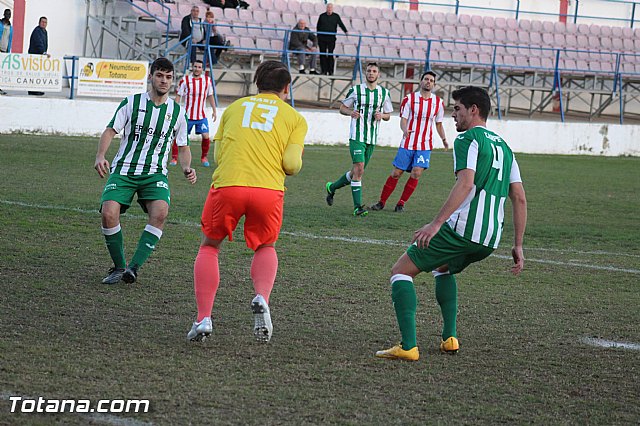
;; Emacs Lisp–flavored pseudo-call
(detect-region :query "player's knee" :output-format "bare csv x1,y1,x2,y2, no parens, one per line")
391,169,403,179
149,211,168,226
101,207,120,227
391,261,410,276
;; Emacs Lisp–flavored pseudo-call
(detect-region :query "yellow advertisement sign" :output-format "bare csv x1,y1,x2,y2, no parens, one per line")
77,57,148,98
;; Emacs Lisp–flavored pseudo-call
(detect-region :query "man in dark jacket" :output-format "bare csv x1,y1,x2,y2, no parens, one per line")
204,0,249,10
28,16,48,96
288,19,318,74
180,6,204,63
316,3,347,75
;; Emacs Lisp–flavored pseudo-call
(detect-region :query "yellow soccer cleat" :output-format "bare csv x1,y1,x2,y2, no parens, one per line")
440,336,460,354
375,344,420,361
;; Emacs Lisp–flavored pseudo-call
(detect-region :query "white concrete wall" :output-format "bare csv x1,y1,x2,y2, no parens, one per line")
1,96,638,156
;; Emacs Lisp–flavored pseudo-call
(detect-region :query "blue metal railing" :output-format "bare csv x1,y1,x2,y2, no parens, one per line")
64,21,640,123
388,0,640,28
126,0,171,51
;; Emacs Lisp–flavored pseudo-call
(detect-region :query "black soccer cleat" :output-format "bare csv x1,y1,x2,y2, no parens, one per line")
122,265,138,284
369,201,385,211
325,182,335,206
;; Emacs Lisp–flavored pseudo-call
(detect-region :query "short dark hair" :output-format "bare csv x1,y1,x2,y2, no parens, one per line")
451,86,491,120
39,16,47,23
193,59,204,66
254,60,291,93
420,70,436,81
150,57,174,75
365,62,379,70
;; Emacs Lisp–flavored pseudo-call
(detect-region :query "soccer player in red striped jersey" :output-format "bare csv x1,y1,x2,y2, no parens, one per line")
370,71,449,213
171,60,217,167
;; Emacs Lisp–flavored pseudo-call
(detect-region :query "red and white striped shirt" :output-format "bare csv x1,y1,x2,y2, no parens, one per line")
399,92,444,151
177,74,214,121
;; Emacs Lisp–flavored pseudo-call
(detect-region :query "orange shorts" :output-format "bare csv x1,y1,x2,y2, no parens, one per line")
201,186,284,251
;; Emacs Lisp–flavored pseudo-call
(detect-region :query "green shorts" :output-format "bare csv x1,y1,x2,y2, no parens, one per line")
349,139,375,167
100,173,171,213
406,223,494,274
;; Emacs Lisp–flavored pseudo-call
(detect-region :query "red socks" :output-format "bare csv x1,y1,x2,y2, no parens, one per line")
379,176,399,205
194,245,220,322
398,177,419,206
201,137,211,160
171,141,178,161
250,246,278,303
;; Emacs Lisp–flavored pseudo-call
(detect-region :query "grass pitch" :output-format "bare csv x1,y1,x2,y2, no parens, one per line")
0,134,638,425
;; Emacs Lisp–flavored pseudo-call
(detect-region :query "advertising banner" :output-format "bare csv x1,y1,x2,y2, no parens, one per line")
77,58,148,98
0,53,63,91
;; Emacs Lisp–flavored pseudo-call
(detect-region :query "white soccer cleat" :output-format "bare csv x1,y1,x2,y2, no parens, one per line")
251,294,273,343
187,317,213,342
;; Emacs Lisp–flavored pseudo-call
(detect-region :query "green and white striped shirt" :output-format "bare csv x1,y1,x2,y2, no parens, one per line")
107,92,189,176
342,84,393,144
448,126,522,249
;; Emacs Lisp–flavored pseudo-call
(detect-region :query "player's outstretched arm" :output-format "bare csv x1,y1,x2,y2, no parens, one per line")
95,128,117,178
178,146,197,184
508,181,527,275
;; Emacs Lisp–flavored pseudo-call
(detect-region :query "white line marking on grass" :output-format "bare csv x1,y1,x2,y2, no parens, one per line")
524,247,640,258
2,199,640,275
580,337,640,351
488,254,640,274
0,392,153,426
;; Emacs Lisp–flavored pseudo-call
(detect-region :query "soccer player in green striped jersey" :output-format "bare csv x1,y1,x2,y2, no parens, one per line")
376,86,527,361
94,57,198,285
325,62,393,216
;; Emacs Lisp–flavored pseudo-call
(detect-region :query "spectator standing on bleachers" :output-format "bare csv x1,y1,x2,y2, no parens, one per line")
316,3,347,75
325,62,393,217
204,10,230,65
289,19,318,74
0,9,13,95
369,71,449,213
204,0,250,10
27,16,48,96
170,59,217,168
180,6,205,63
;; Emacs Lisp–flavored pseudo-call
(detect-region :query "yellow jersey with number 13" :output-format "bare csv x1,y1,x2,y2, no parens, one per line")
212,93,307,191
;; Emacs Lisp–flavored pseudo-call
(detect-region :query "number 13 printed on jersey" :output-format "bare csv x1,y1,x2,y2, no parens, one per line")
241,101,279,132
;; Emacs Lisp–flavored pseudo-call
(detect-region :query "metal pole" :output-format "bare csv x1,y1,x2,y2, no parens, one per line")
425,39,431,71
573,0,579,24
515,0,520,20
631,3,636,28
554,49,565,122
69,56,77,100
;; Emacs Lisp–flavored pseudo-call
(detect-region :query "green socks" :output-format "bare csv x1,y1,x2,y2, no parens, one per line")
329,171,351,193
129,224,162,269
351,181,362,208
391,276,418,350
435,273,458,340
102,225,126,269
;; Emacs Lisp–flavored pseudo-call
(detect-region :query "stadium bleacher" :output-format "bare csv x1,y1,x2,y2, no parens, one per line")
82,0,640,120
108,0,640,77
